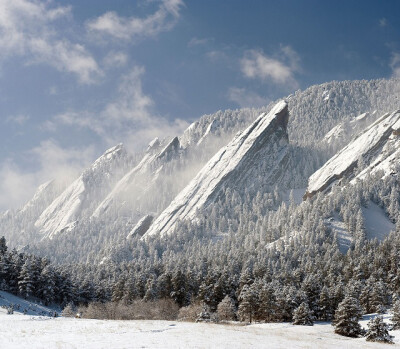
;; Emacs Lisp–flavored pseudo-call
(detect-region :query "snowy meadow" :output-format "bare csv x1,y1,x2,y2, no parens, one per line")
1,312,400,349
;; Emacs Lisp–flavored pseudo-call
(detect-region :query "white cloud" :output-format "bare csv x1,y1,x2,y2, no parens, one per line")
188,37,211,47
240,47,300,87
51,65,189,150
6,114,30,125
103,51,129,68
0,140,96,210
0,0,100,83
379,18,387,27
228,87,268,108
86,0,184,41
390,52,400,78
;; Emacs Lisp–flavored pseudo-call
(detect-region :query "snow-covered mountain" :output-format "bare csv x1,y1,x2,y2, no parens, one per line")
92,137,182,220
2,78,400,263
322,111,376,146
144,101,290,238
35,144,131,239
305,110,400,198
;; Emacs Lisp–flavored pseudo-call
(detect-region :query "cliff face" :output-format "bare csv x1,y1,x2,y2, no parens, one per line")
35,144,129,239
143,101,290,239
305,110,400,198
92,136,182,219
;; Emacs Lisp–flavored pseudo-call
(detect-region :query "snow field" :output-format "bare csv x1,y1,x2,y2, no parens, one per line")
1,311,399,349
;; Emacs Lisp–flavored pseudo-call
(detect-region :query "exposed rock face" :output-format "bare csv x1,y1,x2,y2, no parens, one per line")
143,100,290,239
305,110,400,198
35,144,129,239
127,215,153,238
322,111,374,146
92,137,181,219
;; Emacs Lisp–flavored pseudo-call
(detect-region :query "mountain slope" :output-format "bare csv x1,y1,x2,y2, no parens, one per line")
92,137,181,219
144,100,290,238
35,144,130,239
305,110,400,198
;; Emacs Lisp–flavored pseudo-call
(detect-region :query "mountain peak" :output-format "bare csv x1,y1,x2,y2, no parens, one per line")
143,100,290,239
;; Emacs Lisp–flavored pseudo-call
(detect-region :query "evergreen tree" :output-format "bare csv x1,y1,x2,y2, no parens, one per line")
217,295,236,321
293,302,314,326
333,296,363,337
18,259,34,299
238,284,258,323
391,300,400,330
366,316,394,344
257,283,276,322
318,286,333,321
39,265,56,305
111,278,125,302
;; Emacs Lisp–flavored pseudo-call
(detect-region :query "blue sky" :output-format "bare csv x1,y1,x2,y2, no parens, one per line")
1,0,400,209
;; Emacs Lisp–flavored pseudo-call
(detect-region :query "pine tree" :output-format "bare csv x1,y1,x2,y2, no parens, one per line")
18,259,34,299
366,316,394,344
39,265,56,305
217,295,236,321
333,296,363,337
196,303,212,323
318,286,333,321
391,300,400,330
293,302,314,326
238,284,258,323
257,283,276,322
111,278,125,302
0,236,7,255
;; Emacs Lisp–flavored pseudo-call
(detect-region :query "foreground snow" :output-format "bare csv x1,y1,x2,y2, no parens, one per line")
1,311,399,349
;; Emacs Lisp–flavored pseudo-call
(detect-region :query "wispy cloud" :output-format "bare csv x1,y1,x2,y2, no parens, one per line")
0,140,96,210
390,52,400,78
0,0,100,83
50,65,189,150
227,87,268,108
240,46,300,88
6,114,30,125
86,0,184,41
188,37,212,47
379,18,387,27
103,51,129,68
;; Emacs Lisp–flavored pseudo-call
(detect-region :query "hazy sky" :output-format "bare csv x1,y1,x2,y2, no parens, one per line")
1,0,400,209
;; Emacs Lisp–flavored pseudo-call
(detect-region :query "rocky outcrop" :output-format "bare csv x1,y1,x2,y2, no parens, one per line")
35,144,129,239
127,215,153,238
305,110,400,198
143,100,290,239
92,137,181,219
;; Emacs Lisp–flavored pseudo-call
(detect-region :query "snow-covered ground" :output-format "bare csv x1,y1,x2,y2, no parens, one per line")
1,291,399,348
362,202,395,241
0,291,58,317
1,311,399,348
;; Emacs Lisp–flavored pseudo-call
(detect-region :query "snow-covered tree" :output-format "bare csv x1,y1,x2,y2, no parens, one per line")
293,302,314,326
333,296,363,337
217,295,236,321
391,300,400,330
366,316,394,344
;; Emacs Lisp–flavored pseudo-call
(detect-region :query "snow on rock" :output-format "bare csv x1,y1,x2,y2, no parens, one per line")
322,112,371,145
35,144,129,239
144,100,290,239
19,180,55,214
196,117,221,146
156,137,180,161
92,137,180,219
306,110,400,198
146,137,160,152
127,215,153,238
